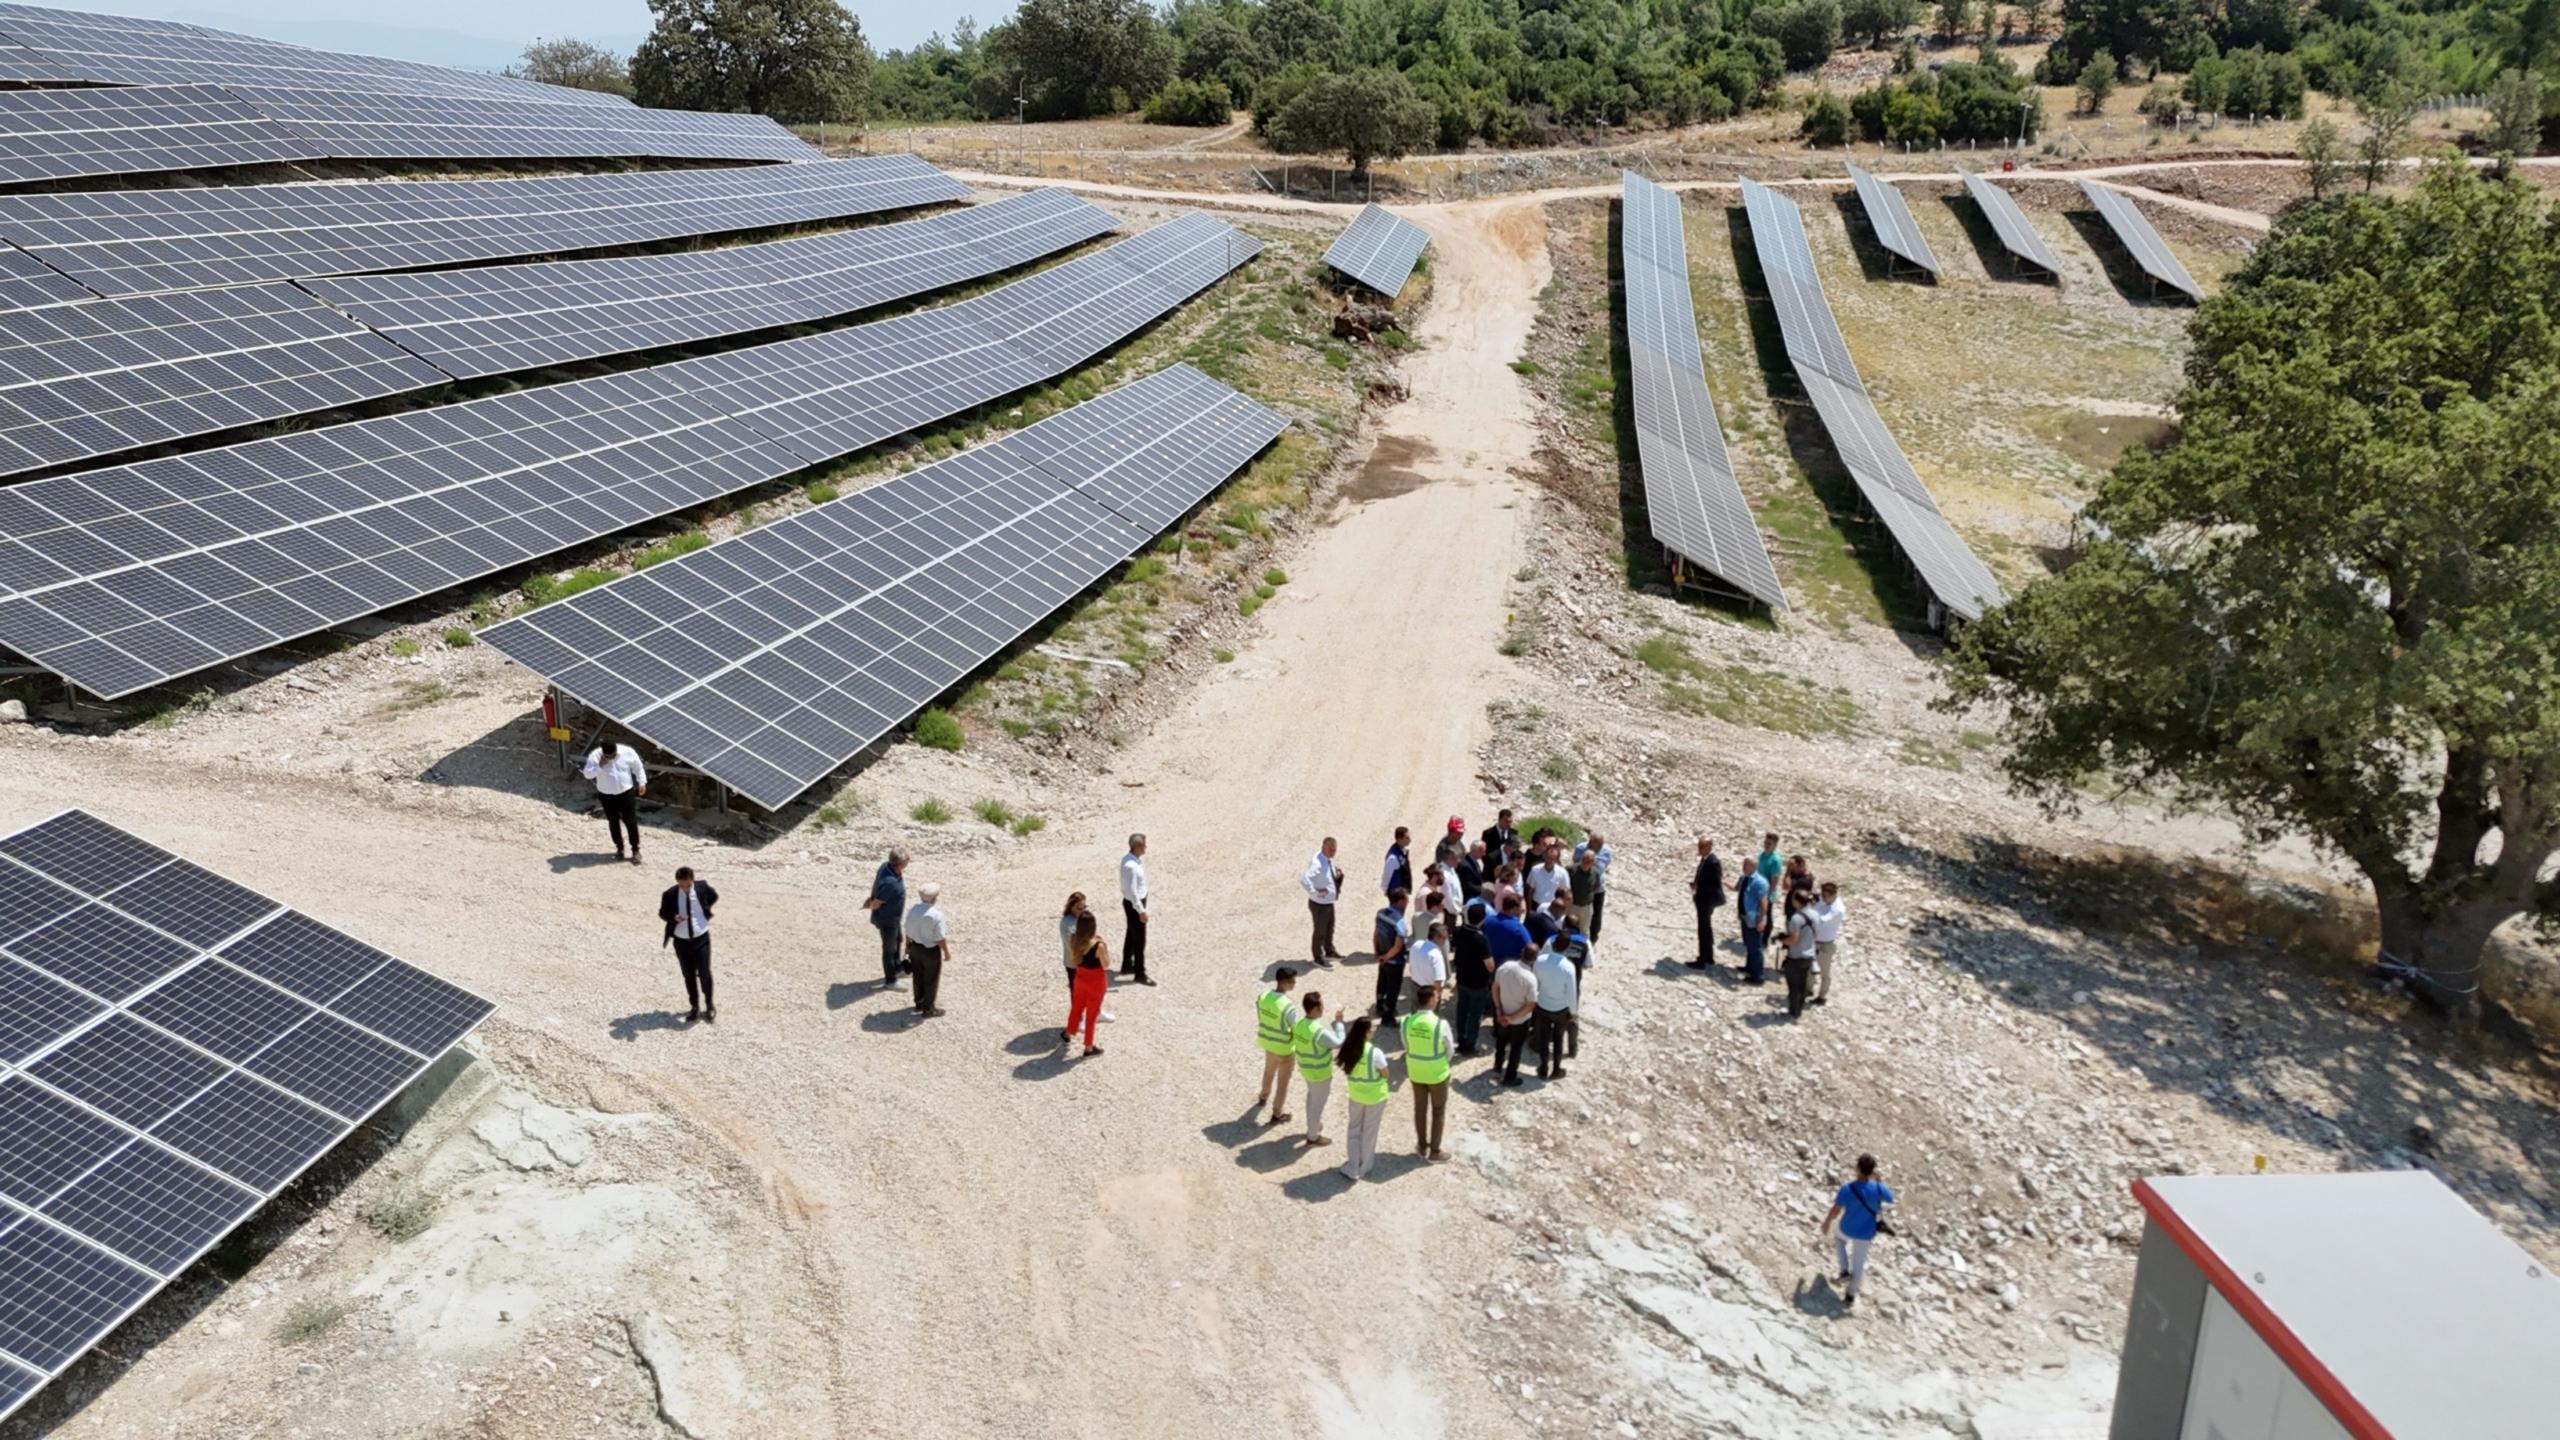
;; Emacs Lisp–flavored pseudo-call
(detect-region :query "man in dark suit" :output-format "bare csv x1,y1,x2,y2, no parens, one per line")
659,865,718,1024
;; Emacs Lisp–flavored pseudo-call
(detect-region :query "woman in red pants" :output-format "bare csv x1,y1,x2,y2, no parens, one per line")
1064,912,1109,1056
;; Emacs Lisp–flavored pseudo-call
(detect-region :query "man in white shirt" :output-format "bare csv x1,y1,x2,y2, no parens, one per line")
903,882,951,1018
1119,834,1153,986
1573,832,1614,941
1531,939,1580,1080
584,739,647,864
1526,851,1570,912
1403,919,1449,1017
1301,836,1343,967
1491,948,1538,1086
657,866,716,1023
1809,882,1848,1005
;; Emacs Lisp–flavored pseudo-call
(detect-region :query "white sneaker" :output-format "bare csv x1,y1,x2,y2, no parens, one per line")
885,980,905,991
1101,1009,1117,1022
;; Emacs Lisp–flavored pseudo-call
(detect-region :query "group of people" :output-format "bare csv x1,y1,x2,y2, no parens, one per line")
1690,831,1849,1020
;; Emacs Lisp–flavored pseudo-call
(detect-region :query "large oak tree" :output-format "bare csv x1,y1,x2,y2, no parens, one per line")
1945,162,2560,1010
632,0,870,123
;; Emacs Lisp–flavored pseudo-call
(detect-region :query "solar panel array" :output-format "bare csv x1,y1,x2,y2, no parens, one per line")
0,83,315,187
0,808,492,1425
2078,180,2203,302
1616,173,1784,609
0,2,625,108
1739,178,2003,626
481,364,1287,810
1957,167,2061,277
1845,164,1941,277
0,214,1261,699
0,154,970,306
218,87,818,166
304,187,1116,380
0,281,449,479
1322,204,1429,299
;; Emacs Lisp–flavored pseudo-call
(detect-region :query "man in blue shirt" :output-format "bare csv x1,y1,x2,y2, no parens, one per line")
1737,868,1771,985
1820,1154,1894,1309
1483,895,1534,967
864,849,908,989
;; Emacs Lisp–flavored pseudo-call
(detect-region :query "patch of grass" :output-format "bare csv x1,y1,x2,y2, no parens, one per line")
911,798,953,825
276,1297,351,1346
1960,729,1998,750
1516,813,1587,847
1497,630,1531,657
1262,567,1288,587
813,805,848,830
1540,754,1578,782
1212,647,1235,663
1239,593,1264,617
971,797,1015,827
1011,813,1047,837
913,707,964,752
1898,737,1965,772
806,481,841,504
381,679,454,714
1509,359,1542,375
441,627,474,649
141,687,217,730
364,1189,436,1242
633,531,712,570
389,636,422,659
1660,667,1861,740
1635,634,1708,680
1515,565,1539,582
521,569,615,607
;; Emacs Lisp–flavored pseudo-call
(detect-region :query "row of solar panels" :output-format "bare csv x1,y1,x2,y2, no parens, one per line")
0,808,494,1424
1851,164,2203,303
0,81,817,187
0,153,968,311
1617,173,1783,610
0,208,1264,700
483,364,1289,810
0,184,1114,479
0,1,623,108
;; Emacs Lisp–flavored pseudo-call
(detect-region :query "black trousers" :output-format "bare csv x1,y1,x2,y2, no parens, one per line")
874,922,901,983
1308,900,1336,963
1694,899,1716,964
1589,889,1606,942
673,934,712,1011
1531,1007,1572,1077
1493,1017,1530,1081
600,789,640,854
1372,957,1405,1018
1120,901,1149,979
1783,955,1814,1017
908,941,944,1012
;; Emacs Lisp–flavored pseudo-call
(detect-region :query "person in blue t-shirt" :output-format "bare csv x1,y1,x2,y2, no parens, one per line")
1483,896,1534,966
1737,868,1771,984
1820,1154,1895,1308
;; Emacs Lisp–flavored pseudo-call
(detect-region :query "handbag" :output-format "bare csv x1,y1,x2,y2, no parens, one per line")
1846,1180,1896,1238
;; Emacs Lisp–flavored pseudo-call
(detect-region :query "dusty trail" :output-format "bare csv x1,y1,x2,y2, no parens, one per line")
0,201,1553,1439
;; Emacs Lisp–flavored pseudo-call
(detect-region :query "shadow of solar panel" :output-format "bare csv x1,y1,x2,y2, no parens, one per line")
1844,163,1941,276
0,282,450,479
1737,177,2003,625
227,86,818,164
1618,173,1784,609
1322,204,1429,299
2078,180,2203,302
482,364,1285,811
0,154,970,304
1957,167,2061,275
303,188,1114,381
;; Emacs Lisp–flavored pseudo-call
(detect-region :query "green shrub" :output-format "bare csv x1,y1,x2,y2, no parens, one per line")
1262,567,1288,586
807,481,842,504
1011,813,1047,837
390,637,421,658
1239,593,1264,617
1145,76,1233,126
364,1189,436,1242
277,1298,351,1345
911,798,953,824
1213,647,1236,663
1541,754,1578,782
441,627,474,648
972,797,1015,826
913,708,964,751
1516,814,1587,847
634,531,711,569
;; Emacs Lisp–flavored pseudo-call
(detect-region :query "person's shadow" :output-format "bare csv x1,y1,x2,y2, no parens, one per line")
607,1010,688,1041
860,1009,927,1034
825,981,877,1010
1791,1273,1852,1318
1648,955,1741,991
548,852,627,874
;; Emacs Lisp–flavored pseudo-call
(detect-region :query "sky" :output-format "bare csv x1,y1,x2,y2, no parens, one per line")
67,2,1012,67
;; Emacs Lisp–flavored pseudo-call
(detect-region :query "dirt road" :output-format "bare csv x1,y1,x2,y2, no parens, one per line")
0,198,1555,1440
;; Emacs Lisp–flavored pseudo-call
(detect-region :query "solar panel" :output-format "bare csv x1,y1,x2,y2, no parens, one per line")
2078,180,2204,302
0,214,1261,700
0,155,970,306
0,245,92,313
1957,167,2061,277
0,83,318,186
480,364,1287,810
0,808,491,1424
302,187,1117,380
1617,173,1784,609
225,87,819,164
0,282,449,479
1322,204,1429,299
0,2,626,108
1738,178,2004,626
1844,164,1941,277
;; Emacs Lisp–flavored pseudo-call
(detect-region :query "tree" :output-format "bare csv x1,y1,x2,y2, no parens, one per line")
631,0,870,122
505,37,632,97
1842,0,1917,48
2486,67,2547,155
1947,163,2560,1011
1144,75,1231,125
1935,0,1969,41
2076,49,2117,112
1250,0,1342,65
1896,37,1920,73
995,0,1175,120
2353,81,2421,192
2297,115,2347,197
1267,68,1436,182
1174,12,1265,104
1803,87,1853,144
1751,0,1843,69
2018,0,2050,39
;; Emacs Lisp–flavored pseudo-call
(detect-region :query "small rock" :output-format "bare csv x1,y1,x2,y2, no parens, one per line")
0,699,24,723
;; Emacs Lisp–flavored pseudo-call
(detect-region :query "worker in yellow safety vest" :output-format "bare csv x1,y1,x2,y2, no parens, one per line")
1291,992,1346,1147
1402,982,1455,1162
1254,967,1303,1124
1337,1017,1389,1182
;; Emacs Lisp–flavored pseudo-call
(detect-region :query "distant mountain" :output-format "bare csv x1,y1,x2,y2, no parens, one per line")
164,10,645,73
